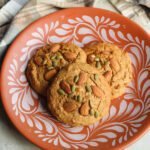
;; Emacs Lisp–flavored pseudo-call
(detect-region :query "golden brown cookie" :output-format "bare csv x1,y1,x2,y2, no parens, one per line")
26,43,87,96
84,42,132,99
47,63,111,126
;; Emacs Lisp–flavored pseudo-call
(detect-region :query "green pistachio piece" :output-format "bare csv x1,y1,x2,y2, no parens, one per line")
52,61,58,67
68,93,73,98
47,66,54,70
96,61,101,69
85,85,92,92
51,55,56,60
94,111,99,118
77,95,82,102
56,55,63,60
55,55,59,60
71,85,76,92
104,61,108,65
57,89,65,95
90,109,94,116
94,74,99,80
74,75,79,83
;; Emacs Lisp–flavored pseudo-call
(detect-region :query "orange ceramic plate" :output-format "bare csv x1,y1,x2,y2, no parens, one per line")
1,8,150,150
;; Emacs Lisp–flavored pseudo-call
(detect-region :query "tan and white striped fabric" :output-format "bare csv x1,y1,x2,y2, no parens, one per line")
0,0,149,61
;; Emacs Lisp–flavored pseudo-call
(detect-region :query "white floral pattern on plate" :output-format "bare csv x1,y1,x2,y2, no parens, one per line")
7,15,150,149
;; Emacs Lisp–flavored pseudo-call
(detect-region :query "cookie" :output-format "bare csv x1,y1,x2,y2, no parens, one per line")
26,43,86,96
47,63,111,126
84,42,132,99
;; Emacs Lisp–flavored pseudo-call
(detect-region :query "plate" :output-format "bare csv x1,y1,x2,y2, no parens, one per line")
1,8,150,150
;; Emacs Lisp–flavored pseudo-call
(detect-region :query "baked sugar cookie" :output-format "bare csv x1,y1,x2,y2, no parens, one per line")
84,42,132,99
47,63,111,126
26,43,86,96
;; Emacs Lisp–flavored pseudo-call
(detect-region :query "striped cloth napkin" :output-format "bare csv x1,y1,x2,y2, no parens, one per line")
0,0,149,62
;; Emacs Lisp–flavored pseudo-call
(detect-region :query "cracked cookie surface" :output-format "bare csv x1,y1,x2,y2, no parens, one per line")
84,42,132,99
47,63,111,126
26,43,86,96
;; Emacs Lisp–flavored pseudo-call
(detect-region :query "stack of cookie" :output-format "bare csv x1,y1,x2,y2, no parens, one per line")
26,42,132,126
